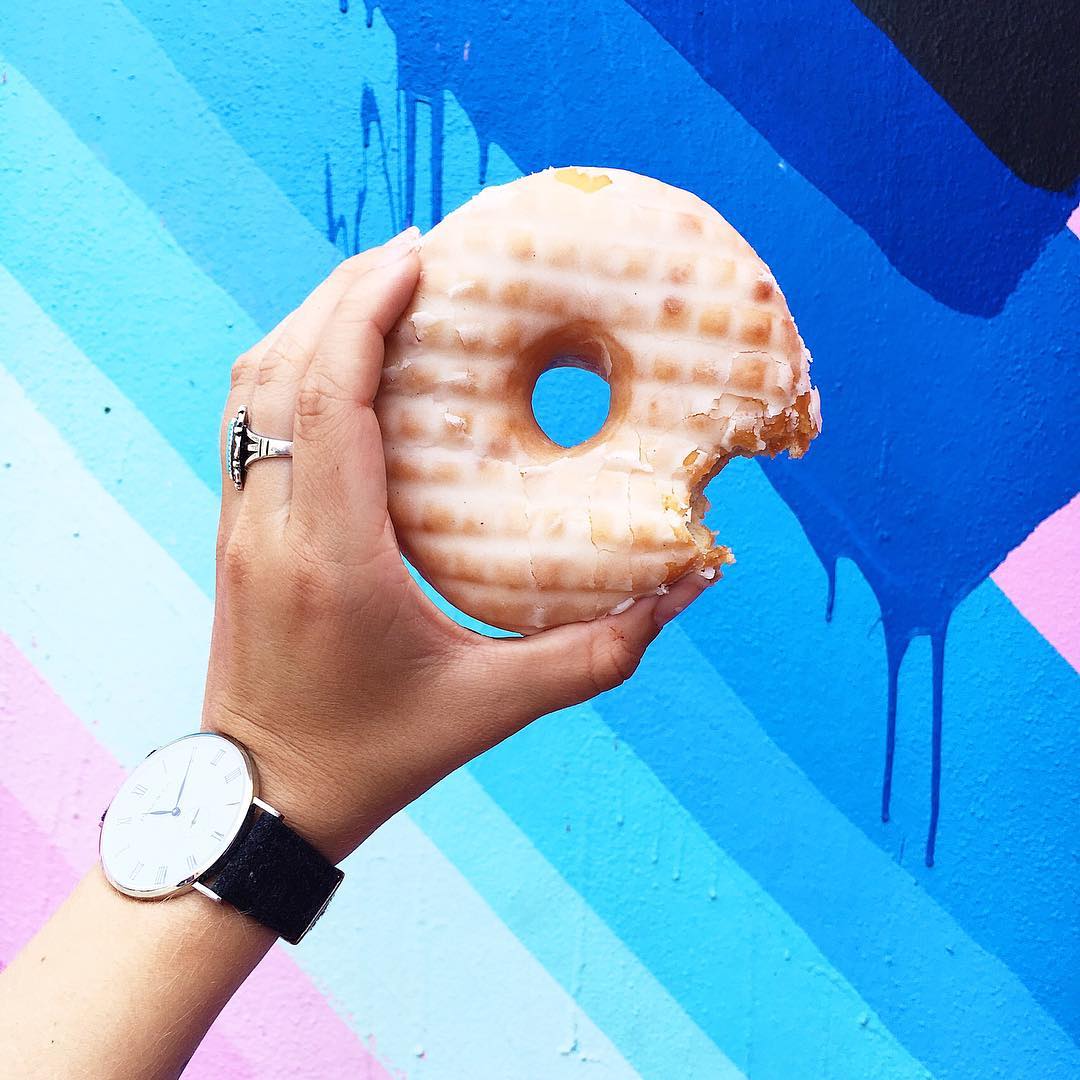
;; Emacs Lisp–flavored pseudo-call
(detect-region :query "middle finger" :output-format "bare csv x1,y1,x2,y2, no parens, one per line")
240,253,376,525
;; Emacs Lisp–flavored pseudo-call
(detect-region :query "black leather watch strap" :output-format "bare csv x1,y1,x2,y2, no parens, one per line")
206,809,343,944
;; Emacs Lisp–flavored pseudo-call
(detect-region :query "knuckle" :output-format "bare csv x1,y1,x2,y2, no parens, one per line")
331,257,364,284
231,351,257,390
257,331,306,387
296,367,350,425
585,626,642,696
218,532,259,592
295,384,329,428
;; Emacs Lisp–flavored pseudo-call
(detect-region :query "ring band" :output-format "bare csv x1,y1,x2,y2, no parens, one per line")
226,406,293,491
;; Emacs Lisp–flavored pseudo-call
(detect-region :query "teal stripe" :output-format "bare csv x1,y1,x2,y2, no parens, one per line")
0,265,217,595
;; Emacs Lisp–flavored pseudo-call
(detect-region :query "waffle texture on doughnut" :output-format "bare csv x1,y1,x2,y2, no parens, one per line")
379,166,821,633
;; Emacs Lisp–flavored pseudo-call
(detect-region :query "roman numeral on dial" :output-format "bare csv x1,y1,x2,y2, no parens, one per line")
224,767,242,784
154,865,168,887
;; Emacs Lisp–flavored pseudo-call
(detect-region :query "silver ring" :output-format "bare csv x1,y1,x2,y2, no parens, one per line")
226,405,293,491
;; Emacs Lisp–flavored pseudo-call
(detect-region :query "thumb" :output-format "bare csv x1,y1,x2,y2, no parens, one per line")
485,571,718,718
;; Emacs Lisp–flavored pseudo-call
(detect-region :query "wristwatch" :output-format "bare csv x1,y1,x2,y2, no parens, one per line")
98,732,343,944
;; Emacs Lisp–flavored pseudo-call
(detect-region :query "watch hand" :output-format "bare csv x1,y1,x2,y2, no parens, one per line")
173,750,195,810
144,808,178,816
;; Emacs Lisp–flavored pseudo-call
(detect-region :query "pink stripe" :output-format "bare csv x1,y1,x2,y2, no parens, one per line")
1068,204,1080,239
0,634,395,1080
992,492,1080,673
0,782,254,1080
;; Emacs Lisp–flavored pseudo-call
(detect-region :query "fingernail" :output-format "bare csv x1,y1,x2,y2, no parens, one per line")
374,225,421,266
653,571,717,629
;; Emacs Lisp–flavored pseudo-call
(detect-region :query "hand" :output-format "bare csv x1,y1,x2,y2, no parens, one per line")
203,227,715,862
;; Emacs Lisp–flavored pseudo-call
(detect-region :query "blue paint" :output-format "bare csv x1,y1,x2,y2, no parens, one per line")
624,0,1076,316
678,460,1080,1039
531,367,611,448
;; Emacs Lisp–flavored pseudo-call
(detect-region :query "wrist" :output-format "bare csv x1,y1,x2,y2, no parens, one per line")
201,705,360,864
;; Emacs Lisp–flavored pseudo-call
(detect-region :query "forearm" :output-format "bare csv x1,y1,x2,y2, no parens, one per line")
0,866,275,1080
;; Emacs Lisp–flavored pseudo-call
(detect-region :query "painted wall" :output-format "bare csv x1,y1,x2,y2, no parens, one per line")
2,3,1078,1077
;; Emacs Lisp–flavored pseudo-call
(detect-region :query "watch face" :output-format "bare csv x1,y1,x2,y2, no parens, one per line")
100,733,255,898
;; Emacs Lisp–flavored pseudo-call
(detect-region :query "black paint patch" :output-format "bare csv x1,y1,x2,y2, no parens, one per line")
854,0,1080,191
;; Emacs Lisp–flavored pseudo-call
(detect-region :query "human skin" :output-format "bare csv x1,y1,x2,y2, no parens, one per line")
0,228,715,1079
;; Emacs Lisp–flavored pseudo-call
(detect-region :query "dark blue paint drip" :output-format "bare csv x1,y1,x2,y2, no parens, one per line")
325,86,402,255
403,91,417,226
880,632,901,825
926,629,946,867
824,558,836,623
478,140,489,186
325,154,364,257
402,90,445,227
877,617,946,865
361,85,400,231
336,0,1080,869
624,0,1076,316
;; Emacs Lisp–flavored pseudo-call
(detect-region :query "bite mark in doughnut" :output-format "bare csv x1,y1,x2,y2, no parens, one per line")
379,166,821,634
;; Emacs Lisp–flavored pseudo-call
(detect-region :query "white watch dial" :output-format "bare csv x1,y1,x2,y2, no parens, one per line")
99,733,255,897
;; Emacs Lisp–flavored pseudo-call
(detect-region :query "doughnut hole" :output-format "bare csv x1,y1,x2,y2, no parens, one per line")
517,322,633,457
531,367,610,449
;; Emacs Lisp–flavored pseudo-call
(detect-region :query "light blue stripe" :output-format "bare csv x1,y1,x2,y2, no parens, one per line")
0,54,261,489
1,0,336,332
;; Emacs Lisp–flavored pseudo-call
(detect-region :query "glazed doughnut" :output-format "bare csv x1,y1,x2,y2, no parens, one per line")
378,166,821,634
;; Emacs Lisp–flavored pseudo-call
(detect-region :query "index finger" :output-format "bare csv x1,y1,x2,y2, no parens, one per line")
287,239,421,556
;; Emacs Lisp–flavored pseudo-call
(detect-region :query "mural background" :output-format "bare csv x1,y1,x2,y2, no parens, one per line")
2,2,1078,1077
